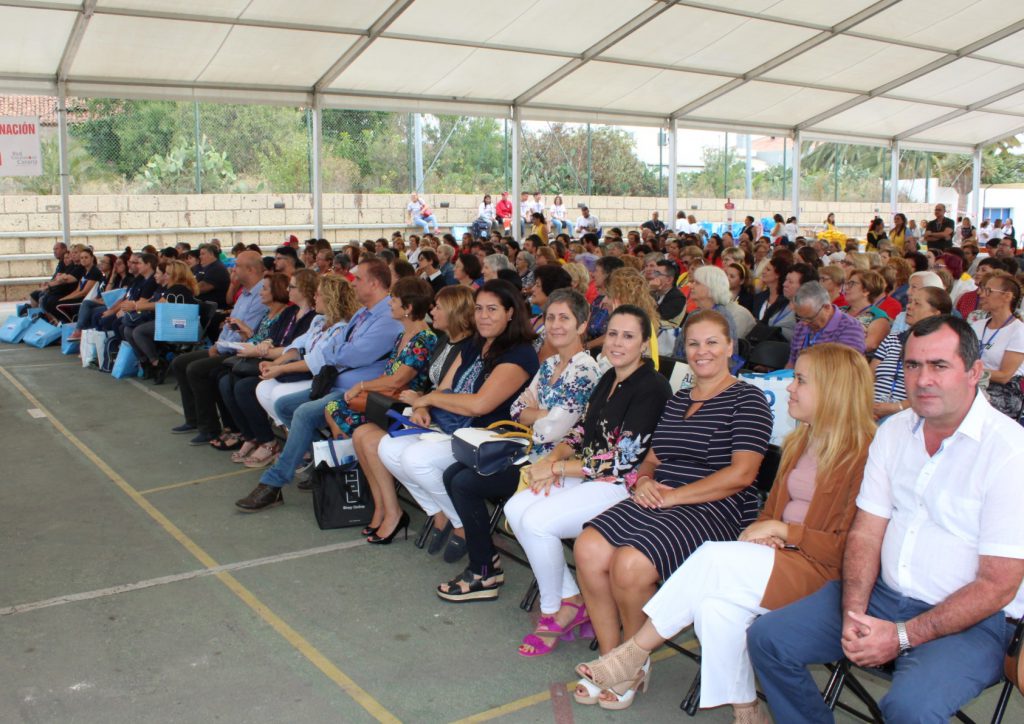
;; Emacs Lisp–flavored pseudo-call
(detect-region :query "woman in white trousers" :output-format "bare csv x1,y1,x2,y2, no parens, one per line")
574,343,876,720
509,307,672,657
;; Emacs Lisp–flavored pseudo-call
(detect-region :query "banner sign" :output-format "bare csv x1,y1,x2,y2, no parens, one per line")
0,116,42,177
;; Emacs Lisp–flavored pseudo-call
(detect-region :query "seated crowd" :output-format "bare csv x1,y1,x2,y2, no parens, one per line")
16,209,1024,722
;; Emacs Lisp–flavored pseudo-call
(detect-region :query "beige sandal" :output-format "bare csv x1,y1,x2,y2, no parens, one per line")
243,442,278,468
574,638,651,710
232,440,258,463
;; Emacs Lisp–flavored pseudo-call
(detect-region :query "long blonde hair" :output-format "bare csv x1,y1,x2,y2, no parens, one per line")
319,274,358,327
776,343,875,491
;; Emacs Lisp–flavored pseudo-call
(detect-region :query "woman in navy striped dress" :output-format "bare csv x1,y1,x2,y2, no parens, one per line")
573,309,773,707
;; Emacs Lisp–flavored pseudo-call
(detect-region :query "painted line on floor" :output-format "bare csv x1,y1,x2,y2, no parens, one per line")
449,639,699,724
7,361,81,369
0,365,401,724
0,538,369,617
138,467,257,495
27,407,46,418
126,378,184,414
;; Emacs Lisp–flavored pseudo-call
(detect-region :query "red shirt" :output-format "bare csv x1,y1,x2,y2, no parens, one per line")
956,290,981,318
832,293,847,308
496,199,512,218
876,295,901,320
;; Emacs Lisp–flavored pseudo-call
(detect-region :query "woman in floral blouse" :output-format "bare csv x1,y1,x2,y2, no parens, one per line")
436,289,601,602
324,276,438,442
503,304,672,655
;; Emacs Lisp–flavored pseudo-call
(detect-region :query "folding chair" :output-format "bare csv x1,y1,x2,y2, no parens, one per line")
746,340,791,372
823,618,1024,724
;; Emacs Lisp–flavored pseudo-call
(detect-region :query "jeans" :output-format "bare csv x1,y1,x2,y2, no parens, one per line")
219,373,275,444
259,389,345,487
747,579,1012,724
443,461,522,573
551,219,574,237
75,299,106,331
413,214,438,234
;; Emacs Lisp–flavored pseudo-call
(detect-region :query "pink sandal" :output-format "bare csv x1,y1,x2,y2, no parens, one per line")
518,601,592,657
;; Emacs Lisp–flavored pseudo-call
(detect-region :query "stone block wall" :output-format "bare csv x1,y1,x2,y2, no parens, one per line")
0,192,935,300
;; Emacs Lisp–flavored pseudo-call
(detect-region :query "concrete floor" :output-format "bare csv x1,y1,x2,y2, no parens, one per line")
1,340,1021,723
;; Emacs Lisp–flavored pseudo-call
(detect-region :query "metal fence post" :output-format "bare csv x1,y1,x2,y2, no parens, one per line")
57,83,71,246
311,97,323,239
512,106,521,238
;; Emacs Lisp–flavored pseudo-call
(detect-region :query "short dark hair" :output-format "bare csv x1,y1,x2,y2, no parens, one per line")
545,288,590,327
138,252,159,271
274,246,299,261
359,257,391,290
185,249,201,262
596,256,624,275
418,249,439,268
496,268,522,288
458,253,482,279
905,314,980,370
788,262,819,285
655,259,680,278
391,276,434,320
608,304,652,341
533,264,573,296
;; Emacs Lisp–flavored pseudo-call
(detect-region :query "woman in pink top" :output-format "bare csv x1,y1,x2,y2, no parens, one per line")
574,343,875,719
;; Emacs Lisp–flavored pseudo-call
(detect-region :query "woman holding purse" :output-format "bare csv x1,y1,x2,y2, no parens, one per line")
436,289,601,602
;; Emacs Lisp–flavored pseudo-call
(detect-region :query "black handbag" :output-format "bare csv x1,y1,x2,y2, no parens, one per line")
222,355,261,377
366,391,405,429
309,365,339,400
310,462,373,529
745,321,785,346
451,421,533,475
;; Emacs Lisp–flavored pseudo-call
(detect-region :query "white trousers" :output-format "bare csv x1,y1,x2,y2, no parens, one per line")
255,379,311,426
377,434,460,527
642,540,774,708
504,478,629,614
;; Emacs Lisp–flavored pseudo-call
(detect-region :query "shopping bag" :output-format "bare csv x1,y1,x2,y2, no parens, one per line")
60,323,79,355
155,297,200,343
100,287,127,307
111,341,141,379
310,455,373,530
739,369,797,446
452,421,532,476
80,328,97,367
22,318,62,348
0,314,31,343
312,438,357,468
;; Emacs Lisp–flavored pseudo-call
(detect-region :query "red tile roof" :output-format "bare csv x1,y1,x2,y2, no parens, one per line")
0,95,86,126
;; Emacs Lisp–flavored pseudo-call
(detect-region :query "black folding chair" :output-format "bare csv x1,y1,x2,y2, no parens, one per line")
823,618,1024,724
746,340,791,372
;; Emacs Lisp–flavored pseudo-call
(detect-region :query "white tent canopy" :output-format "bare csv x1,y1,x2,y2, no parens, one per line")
1,0,1023,152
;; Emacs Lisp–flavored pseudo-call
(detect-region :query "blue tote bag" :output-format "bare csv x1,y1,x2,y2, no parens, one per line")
100,287,127,307
60,323,80,355
111,342,141,379
155,296,200,343
22,318,62,348
0,314,32,343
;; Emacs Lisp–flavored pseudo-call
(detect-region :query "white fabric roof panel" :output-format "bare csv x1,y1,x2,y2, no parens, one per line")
0,7,75,76
197,27,359,86
760,36,945,92
531,61,729,115
602,5,819,76
0,0,1021,151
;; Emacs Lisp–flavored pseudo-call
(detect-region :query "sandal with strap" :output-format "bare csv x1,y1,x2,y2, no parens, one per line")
519,601,591,657
575,639,652,710
243,442,279,468
231,440,259,463
436,568,501,603
210,432,243,451
573,677,602,706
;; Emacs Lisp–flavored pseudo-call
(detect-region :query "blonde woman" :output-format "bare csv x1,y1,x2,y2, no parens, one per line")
575,343,875,717
254,275,358,428
122,260,200,379
563,262,591,300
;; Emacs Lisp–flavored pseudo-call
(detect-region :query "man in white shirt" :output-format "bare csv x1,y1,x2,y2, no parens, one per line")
749,315,1024,723
575,206,600,236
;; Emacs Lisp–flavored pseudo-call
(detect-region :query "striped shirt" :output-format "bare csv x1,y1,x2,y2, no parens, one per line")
872,331,907,403
788,305,866,367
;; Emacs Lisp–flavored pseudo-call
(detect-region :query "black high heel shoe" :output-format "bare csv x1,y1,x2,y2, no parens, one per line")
360,524,379,537
367,511,410,545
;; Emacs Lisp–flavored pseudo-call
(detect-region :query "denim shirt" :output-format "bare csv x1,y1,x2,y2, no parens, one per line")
215,279,267,353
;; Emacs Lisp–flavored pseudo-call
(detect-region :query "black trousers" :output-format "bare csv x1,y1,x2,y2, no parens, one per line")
443,461,522,574
171,349,235,434
122,320,159,364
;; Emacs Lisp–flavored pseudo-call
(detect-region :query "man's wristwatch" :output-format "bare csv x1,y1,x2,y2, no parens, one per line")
895,621,912,656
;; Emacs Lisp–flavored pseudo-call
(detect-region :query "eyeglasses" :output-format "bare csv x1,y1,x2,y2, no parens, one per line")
980,286,1010,296
287,284,298,290
794,304,826,323
845,280,861,288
